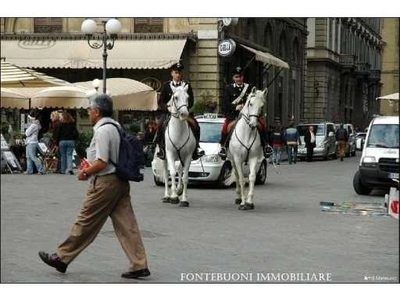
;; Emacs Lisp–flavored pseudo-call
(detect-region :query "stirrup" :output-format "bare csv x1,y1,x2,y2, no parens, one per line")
264,146,273,158
219,147,227,160
192,148,205,160
156,149,165,160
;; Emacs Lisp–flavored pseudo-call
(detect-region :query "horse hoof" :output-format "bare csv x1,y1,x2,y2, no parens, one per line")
235,198,242,205
162,197,170,203
238,203,254,211
170,197,180,204
179,201,189,207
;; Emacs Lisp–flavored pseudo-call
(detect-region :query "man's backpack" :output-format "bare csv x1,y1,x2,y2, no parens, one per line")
101,122,145,182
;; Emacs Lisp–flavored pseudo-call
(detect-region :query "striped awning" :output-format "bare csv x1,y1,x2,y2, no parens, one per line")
1,39,187,69
1,61,71,87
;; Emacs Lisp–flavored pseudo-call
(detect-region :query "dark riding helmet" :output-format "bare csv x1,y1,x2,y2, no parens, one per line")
232,66,243,76
171,61,184,72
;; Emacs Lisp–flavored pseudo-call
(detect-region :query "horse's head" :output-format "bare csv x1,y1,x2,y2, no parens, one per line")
243,87,268,128
168,84,190,121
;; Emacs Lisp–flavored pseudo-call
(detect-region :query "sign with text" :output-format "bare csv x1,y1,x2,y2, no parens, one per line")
218,39,236,58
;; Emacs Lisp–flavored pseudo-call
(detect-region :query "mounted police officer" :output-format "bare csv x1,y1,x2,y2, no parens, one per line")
154,62,204,160
219,66,269,159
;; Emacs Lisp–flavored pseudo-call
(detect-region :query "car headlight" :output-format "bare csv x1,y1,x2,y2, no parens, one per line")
362,156,376,163
202,154,221,163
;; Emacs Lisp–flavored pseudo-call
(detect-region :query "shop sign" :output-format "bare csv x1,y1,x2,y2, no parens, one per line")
18,39,56,50
218,39,236,57
141,77,162,92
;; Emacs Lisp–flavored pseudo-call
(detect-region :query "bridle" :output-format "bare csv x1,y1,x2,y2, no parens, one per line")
169,85,189,118
240,94,261,128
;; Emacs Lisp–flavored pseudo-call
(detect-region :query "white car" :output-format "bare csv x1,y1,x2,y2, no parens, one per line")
152,114,268,187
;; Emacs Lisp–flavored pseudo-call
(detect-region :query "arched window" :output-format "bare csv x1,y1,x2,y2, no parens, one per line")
34,18,62,33
263,23,273,50
134,18,163,33
279,31,287,58
292,38,300,67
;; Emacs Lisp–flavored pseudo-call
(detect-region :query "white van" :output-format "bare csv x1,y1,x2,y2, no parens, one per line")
353,116,399,195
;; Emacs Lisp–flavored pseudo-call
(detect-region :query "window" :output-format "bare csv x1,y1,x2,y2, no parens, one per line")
264,23,273,50
134,18,163,33
34,18,62,33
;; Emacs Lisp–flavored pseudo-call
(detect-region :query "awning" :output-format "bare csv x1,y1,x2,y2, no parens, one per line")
240,44,290,69
1,61,71,87
30,86,90,109
1,88,30,109
74,78,158,111
376,92,399,101
1,39,187,69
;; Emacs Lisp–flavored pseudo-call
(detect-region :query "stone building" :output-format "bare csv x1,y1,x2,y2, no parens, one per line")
306,18,383,129
1,17,307,129
379,18,399,116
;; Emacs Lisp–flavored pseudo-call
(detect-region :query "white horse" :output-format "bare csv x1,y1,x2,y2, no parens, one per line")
228,87,268,210
162,84,196,207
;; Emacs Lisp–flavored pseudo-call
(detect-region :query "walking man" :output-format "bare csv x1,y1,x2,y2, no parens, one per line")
39,94,150,279
284,123,301,164
335,124,349,161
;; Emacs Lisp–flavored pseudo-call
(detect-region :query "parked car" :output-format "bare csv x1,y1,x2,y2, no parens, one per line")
353,116,399,195
296,122,337,160
151,114,268,187
334,123,356,157
355,132,367,151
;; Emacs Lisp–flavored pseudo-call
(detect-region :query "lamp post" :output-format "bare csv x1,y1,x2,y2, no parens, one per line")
81,18,122,94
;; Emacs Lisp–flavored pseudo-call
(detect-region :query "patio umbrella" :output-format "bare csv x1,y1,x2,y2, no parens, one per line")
74,78,158,111
30,86,90,109
376,92,399,101
1,88,30,109
1,61,70,87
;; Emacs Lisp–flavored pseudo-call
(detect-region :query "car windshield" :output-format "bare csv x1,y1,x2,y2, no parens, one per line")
199,122,223,143
297,125,325,136
366,124,399,149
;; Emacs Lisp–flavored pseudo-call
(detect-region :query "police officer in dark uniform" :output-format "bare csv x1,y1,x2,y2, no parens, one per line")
155,62,204,160
219,66,269,159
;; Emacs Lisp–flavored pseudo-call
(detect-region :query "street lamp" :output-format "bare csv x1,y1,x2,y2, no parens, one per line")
81,18,122,94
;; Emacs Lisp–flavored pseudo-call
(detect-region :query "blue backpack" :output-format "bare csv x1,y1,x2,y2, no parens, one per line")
101,122,145,182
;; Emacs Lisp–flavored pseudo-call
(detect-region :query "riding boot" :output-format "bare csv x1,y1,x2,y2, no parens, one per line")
258,127,270,158
155,128,166,160
218,132,228,160
190,119,205,160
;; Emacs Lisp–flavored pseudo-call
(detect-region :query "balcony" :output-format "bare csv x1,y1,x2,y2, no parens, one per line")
340,54,356,69
369,69,381,81
356,62,371,75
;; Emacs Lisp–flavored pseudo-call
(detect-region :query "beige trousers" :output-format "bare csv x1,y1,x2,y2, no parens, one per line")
57,174,148,271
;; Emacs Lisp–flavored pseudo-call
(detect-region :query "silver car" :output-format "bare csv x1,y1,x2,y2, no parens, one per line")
296,122,337,160
152,114,267,187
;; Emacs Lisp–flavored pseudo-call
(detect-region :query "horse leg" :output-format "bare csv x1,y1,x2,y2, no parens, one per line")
176,164,183,196
244,158,257,210
179,157,192,207
233,159,247,209
232,163,241,205
162,159,170,203
167,154,179,204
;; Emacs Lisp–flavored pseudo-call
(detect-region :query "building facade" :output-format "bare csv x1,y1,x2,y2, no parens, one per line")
306,18,383,130
380,18,399,116
1,17,307,130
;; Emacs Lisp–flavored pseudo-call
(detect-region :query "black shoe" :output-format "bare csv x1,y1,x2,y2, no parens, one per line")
340,157,344,161
218,147,227,160
192,148,205,160
121,268,151,279
38,251,68,273
156,149,165,160
68,171,74,175
264,146,273,158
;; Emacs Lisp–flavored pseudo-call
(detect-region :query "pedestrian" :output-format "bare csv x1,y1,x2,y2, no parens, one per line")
335,124,349,161
270,125,284,165
219,66,268,159
58,111,79,175
23,111,45,175
50,110,61,173
38,94,150,279
154,61,204,160
304,125,316,162
284,122,301,164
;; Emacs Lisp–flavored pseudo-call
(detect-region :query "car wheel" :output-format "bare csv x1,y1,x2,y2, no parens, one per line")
216,162,232,188
353,170,372,195
154,175,163,186
255,160,267,185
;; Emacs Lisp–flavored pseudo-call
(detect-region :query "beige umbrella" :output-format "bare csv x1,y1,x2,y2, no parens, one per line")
30,86,90,109
1,61,70,88
74,78,158,111
1,88,30,109
376,92,399,101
